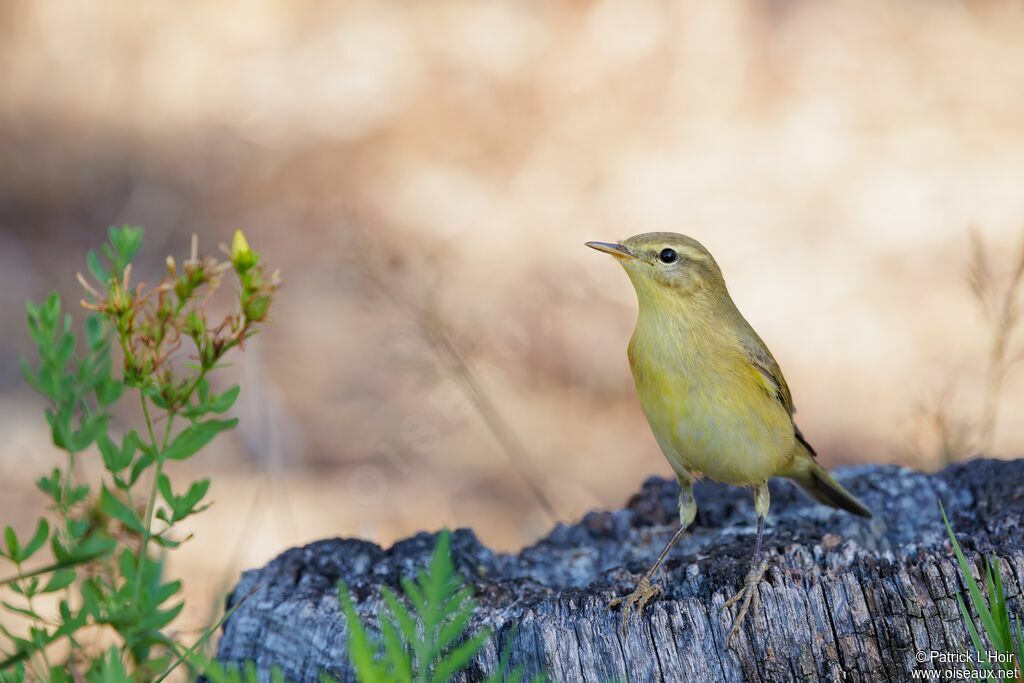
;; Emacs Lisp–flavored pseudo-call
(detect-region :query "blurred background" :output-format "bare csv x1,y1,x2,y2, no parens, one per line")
3,0,1024,636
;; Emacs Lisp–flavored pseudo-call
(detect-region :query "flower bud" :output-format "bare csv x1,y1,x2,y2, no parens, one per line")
244,295,271,322
231,230,258,273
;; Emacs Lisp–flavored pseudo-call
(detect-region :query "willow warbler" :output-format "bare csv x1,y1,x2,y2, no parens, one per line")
586,233,871,642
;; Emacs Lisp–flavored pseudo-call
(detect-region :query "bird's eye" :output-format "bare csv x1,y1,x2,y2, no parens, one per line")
659,248,677,264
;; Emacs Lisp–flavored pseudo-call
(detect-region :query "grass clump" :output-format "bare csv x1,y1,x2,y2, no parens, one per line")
942,503,1023,681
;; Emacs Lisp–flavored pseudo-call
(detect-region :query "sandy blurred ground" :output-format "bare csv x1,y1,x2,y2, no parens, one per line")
3,0,1024,635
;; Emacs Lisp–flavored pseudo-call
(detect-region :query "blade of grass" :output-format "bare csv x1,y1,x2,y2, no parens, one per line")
942,503,1001,642
955,593,993,674
989,557,1013,651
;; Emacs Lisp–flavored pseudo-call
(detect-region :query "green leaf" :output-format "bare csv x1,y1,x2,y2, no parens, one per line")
4,527,19,560
153,579,182,607
0,622,34,662
0,661,26,683
431,628,490,682
99,486,145,534
208,385,241,414
86,646,132,683
339,529,491,682
337,581,387,683
162,419,238,461
379,615,413,683
436,594,475,652
129,451,155,486
69,413,109,453
136,601,184,632
182,479,211,510
61,531,116,564
157,474,212,523
118,546,138,583
2,601,40,621
108,226,144,271
96,377,123,407
54,331,75,369
86,251,110,286
35,469,61,501
184,383,242,418
98,433,135,474
20,519,49,562
158,474,175,512
67,484,90,507
85,314,104,348
400,576,426,616
41,569,76,593
382,586,419,647
46,409,71,451
152,533,190,549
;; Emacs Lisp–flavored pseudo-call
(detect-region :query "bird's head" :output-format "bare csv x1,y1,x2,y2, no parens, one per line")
586,232,725,304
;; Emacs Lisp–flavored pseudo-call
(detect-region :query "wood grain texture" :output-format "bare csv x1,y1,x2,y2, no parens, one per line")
215,459,1024,682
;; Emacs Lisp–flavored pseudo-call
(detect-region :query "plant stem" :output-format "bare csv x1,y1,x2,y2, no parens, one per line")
0,557,93,588
134,393,164,608
13,560,53,675
132,369,205,608
28,602,53,675
61,452,75,515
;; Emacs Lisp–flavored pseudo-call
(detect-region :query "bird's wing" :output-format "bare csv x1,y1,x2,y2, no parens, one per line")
737,325,819,457
739,333,794,416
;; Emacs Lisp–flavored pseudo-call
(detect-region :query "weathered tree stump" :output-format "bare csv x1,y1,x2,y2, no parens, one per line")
215,459,1024,682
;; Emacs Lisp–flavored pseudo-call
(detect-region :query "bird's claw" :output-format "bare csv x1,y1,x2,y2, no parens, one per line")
722,559,768,644
609,574,660,632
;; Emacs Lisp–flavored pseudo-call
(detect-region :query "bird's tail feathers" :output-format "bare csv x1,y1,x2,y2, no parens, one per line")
785,453,873,518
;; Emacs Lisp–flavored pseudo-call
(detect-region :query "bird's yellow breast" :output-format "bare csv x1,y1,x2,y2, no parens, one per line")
627,306,795,486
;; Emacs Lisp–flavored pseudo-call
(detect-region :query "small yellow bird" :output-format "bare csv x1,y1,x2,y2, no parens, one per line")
586,233,871,642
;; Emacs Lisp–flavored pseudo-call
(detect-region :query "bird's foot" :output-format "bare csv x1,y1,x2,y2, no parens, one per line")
722,559,768,644
609,574,660,632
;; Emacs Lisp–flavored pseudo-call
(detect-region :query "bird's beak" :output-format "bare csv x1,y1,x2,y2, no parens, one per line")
585,241,634,260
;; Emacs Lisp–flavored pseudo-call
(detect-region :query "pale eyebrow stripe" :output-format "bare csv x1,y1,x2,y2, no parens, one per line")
677,246,709,261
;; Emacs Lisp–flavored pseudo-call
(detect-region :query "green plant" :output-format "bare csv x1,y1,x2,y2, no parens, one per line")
942,502,1023,681
0,227,280,681
192,659,290,683
337,530,539,683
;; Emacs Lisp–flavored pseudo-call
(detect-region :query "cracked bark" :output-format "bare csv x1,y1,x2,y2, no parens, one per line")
215,459,1024,682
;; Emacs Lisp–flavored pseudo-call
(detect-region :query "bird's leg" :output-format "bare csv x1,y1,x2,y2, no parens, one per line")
723,482,770,643
610,475,696,630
